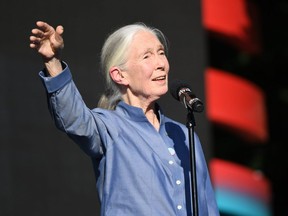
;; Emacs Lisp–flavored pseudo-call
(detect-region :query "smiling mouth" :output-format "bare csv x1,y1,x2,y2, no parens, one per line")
152,75,166,81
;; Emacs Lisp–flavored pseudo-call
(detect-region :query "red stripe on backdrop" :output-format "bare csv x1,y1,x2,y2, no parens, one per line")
205,68,268,143
210,158,271,204
202,0,261,54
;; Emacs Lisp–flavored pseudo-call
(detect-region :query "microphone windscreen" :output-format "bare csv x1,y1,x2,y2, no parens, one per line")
169,79,192,101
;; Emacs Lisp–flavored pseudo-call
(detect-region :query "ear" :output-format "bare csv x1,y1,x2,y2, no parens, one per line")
109,67,129,85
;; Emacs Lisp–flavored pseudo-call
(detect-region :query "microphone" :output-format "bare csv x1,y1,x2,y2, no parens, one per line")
169,80,204,113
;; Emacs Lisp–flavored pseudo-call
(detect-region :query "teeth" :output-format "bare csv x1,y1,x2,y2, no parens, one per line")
153,76,165,81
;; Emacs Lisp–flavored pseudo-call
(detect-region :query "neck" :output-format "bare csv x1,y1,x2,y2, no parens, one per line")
122,95,160,131
144,107,160,131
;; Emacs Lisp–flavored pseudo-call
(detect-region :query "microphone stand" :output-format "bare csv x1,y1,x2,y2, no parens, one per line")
186,109,199,216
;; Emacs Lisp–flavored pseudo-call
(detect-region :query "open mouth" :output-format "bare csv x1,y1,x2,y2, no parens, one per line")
152,75,166,81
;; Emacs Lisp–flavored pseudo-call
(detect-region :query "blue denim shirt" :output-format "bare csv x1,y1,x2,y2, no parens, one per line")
39,63,219,216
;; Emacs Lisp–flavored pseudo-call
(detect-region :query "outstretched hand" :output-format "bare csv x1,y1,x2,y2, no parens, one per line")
30,21,64,62
30,21,64,76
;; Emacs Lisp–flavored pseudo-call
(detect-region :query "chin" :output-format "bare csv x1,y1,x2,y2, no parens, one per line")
159,88,168,97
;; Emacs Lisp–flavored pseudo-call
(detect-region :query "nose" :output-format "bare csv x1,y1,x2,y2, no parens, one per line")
156,55,168,71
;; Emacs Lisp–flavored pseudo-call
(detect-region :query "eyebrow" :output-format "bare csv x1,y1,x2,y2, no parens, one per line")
158,44,165,50
143,44,165,54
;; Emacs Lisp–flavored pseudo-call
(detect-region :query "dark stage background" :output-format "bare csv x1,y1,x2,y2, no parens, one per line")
1,0,287,215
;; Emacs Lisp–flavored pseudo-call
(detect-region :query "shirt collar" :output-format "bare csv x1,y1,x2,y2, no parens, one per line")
115,101,164,124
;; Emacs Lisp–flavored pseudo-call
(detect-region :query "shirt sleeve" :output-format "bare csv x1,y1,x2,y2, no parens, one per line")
39,61,72,93
38,62,104,158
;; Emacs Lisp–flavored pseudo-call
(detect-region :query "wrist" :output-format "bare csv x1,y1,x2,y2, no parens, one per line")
44,57,63,77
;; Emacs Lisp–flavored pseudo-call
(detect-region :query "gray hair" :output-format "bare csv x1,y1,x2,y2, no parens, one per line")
97,22,169,110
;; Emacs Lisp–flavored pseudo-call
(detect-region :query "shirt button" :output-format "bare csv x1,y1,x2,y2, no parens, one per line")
177,205,182,210
168,147,175,155
169,160,174,165
176,180,181,185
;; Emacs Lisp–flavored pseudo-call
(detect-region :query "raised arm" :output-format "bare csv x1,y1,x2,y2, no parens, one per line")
30,21,64,76
30,22,105,157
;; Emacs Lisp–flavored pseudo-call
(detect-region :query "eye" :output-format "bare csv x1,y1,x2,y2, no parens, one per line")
159,49,165,55
143,52,151,59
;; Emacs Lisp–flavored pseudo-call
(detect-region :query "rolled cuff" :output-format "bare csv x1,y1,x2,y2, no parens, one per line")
39,62,72,93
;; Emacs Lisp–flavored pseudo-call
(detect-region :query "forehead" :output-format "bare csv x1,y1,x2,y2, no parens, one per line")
130,30,162,50
133,30,158,40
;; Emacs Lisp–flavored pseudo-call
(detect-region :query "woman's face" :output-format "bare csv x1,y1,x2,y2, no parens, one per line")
123,30,170,103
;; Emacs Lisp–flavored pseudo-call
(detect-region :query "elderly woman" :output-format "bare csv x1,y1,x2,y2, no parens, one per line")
30,21,219,216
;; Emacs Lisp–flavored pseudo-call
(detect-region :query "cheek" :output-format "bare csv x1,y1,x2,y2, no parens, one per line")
141,66,154,79
165,59,170,72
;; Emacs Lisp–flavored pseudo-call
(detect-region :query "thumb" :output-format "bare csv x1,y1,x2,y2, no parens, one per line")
55,25,64,49
56,25,64,35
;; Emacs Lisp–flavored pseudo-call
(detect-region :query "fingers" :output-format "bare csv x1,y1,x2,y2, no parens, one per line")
29,28,44,49
31,28,44,38
29,21,55,49
36,21,64,36
32,21,55,38
29,35,39,48
36,21,52,32
29,21,65,53
29,22,47,48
